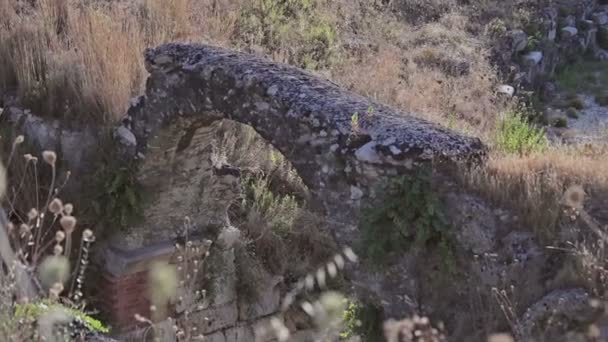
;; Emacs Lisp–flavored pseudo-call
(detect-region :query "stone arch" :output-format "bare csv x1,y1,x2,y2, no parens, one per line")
116,43,484,240
99,43,485,332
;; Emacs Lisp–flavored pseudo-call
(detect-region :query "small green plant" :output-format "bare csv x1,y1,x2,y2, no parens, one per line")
341,299,383,341
359,169,455,271
447,112,456,129
565,96,584,110
495,109,548,155
14,300,109,334
351,112,360,132
552,117,568,128
93,161,144,229
566,107,579,119
244,176,299,237
526,32,542,51
485,18,507,36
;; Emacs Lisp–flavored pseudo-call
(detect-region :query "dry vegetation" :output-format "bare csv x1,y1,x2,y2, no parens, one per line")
0,0,198,123
0,0,530,128
463,147,608,240
1,0,608,340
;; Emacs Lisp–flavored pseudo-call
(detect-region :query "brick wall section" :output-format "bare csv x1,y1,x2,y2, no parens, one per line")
97,270,151,330
95,240,178,330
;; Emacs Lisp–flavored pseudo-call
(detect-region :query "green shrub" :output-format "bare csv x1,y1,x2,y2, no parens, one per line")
566,107,579,119
93,159,145,229
359,170,455,270
552,117,568,128
495,109,548,155
244,176,299,237
565,96,584,110
14,300,109,335
341,299,383,341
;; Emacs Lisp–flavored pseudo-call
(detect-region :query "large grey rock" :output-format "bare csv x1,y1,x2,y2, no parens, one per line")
2,106,99,178
560,26,578,39
497,84,515,97
190,302,238,334
203,331,226,342
562,15,576,28
208,248,237,306
583,27,598,51
508,30,528,53
522,51,543,66
224,325,255,342
114,125,136,147
593,11,608,25
238,270,282,321
445,193,499,255
517,289,599,341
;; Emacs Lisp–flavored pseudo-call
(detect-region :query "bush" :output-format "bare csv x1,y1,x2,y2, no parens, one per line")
552,117,568,128
244,176,299,237
495,109,548,155
341,299,383,341
14,300,109,335
359,170,454,270
596,93,608,106
566,107,579,119
565,96,584,110
0,140,101,340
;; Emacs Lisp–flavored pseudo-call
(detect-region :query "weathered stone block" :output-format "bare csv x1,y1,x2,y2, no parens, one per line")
508,29,528,53
205,247,237,306
598,25,608,49
522,51,543,66
190,302,238,334
203,331,226,342
593,11,608,25
238,270,282,321
560,26,578,39
224,325,255,342
445,193,499,255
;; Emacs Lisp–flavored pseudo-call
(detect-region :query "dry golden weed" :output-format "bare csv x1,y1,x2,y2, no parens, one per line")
462,147,608,239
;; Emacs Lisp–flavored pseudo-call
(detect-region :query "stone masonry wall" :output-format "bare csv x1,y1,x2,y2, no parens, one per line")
98,43,485,338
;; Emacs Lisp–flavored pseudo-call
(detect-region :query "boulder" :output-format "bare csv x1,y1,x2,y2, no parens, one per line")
592,11,608,25
497,84,515,97
562,15,576,28
189,303,239,334
508,30,528,53
560,26,578,39
517,289,600,340
522,51,543,66
445,193,499,255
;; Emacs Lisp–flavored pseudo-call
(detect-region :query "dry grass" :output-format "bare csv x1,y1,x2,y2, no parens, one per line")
0,0,198,123
0,0,530,130
0,0,525,130
332,11,501,133
462,146,608,240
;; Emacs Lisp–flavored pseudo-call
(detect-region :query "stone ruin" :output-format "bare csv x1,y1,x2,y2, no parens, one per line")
2,39,602,340
96,42,483,339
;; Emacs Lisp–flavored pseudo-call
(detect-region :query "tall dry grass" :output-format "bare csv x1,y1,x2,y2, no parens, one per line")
332,11,501,133
462,147,608,240
0,0,196,123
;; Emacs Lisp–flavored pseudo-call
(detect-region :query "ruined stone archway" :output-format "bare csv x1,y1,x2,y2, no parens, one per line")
99,43,485,335
118,43,484,237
